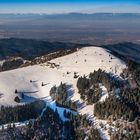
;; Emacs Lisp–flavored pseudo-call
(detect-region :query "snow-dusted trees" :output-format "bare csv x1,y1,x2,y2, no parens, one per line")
50,83,77,110
0,100,45,125
77,64,140,139
77,69,124,104
50,82,67,104
50,85,57,100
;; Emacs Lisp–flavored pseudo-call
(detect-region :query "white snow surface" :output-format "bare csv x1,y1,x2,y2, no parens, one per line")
0,46,126,140
0,60,5,66
99,84,109,102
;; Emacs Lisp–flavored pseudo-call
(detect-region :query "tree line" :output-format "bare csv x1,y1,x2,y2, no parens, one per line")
0,100,45,125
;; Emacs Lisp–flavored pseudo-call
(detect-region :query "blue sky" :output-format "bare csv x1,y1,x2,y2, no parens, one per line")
0,0,139,3
0,0,140,13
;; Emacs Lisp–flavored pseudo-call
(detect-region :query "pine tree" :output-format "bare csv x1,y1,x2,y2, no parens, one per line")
14,96,20,103
129,111,134,122
41,82,44,86
15,89,18,94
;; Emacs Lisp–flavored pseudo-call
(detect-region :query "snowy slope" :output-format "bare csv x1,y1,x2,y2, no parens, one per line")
0,46,126,139
0,46,125,106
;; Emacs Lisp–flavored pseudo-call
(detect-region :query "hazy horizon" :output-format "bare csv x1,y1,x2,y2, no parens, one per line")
0,0,140,14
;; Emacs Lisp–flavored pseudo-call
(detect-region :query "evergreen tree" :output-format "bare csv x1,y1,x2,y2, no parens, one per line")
14,96,20,103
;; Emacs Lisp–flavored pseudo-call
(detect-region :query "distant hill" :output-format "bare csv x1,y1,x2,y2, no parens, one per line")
0,38,85,60
102,42,140,63
0,38,140,64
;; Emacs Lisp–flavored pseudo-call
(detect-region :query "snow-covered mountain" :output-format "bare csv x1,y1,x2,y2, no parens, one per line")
0,46,126,140
0,46,125,106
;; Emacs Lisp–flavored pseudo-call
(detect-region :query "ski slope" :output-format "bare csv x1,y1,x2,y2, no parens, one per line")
0,46,126,139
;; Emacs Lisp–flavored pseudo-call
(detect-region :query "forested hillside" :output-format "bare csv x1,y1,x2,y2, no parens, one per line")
0,38,84,60
76,60,140,140
103,42,140,63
